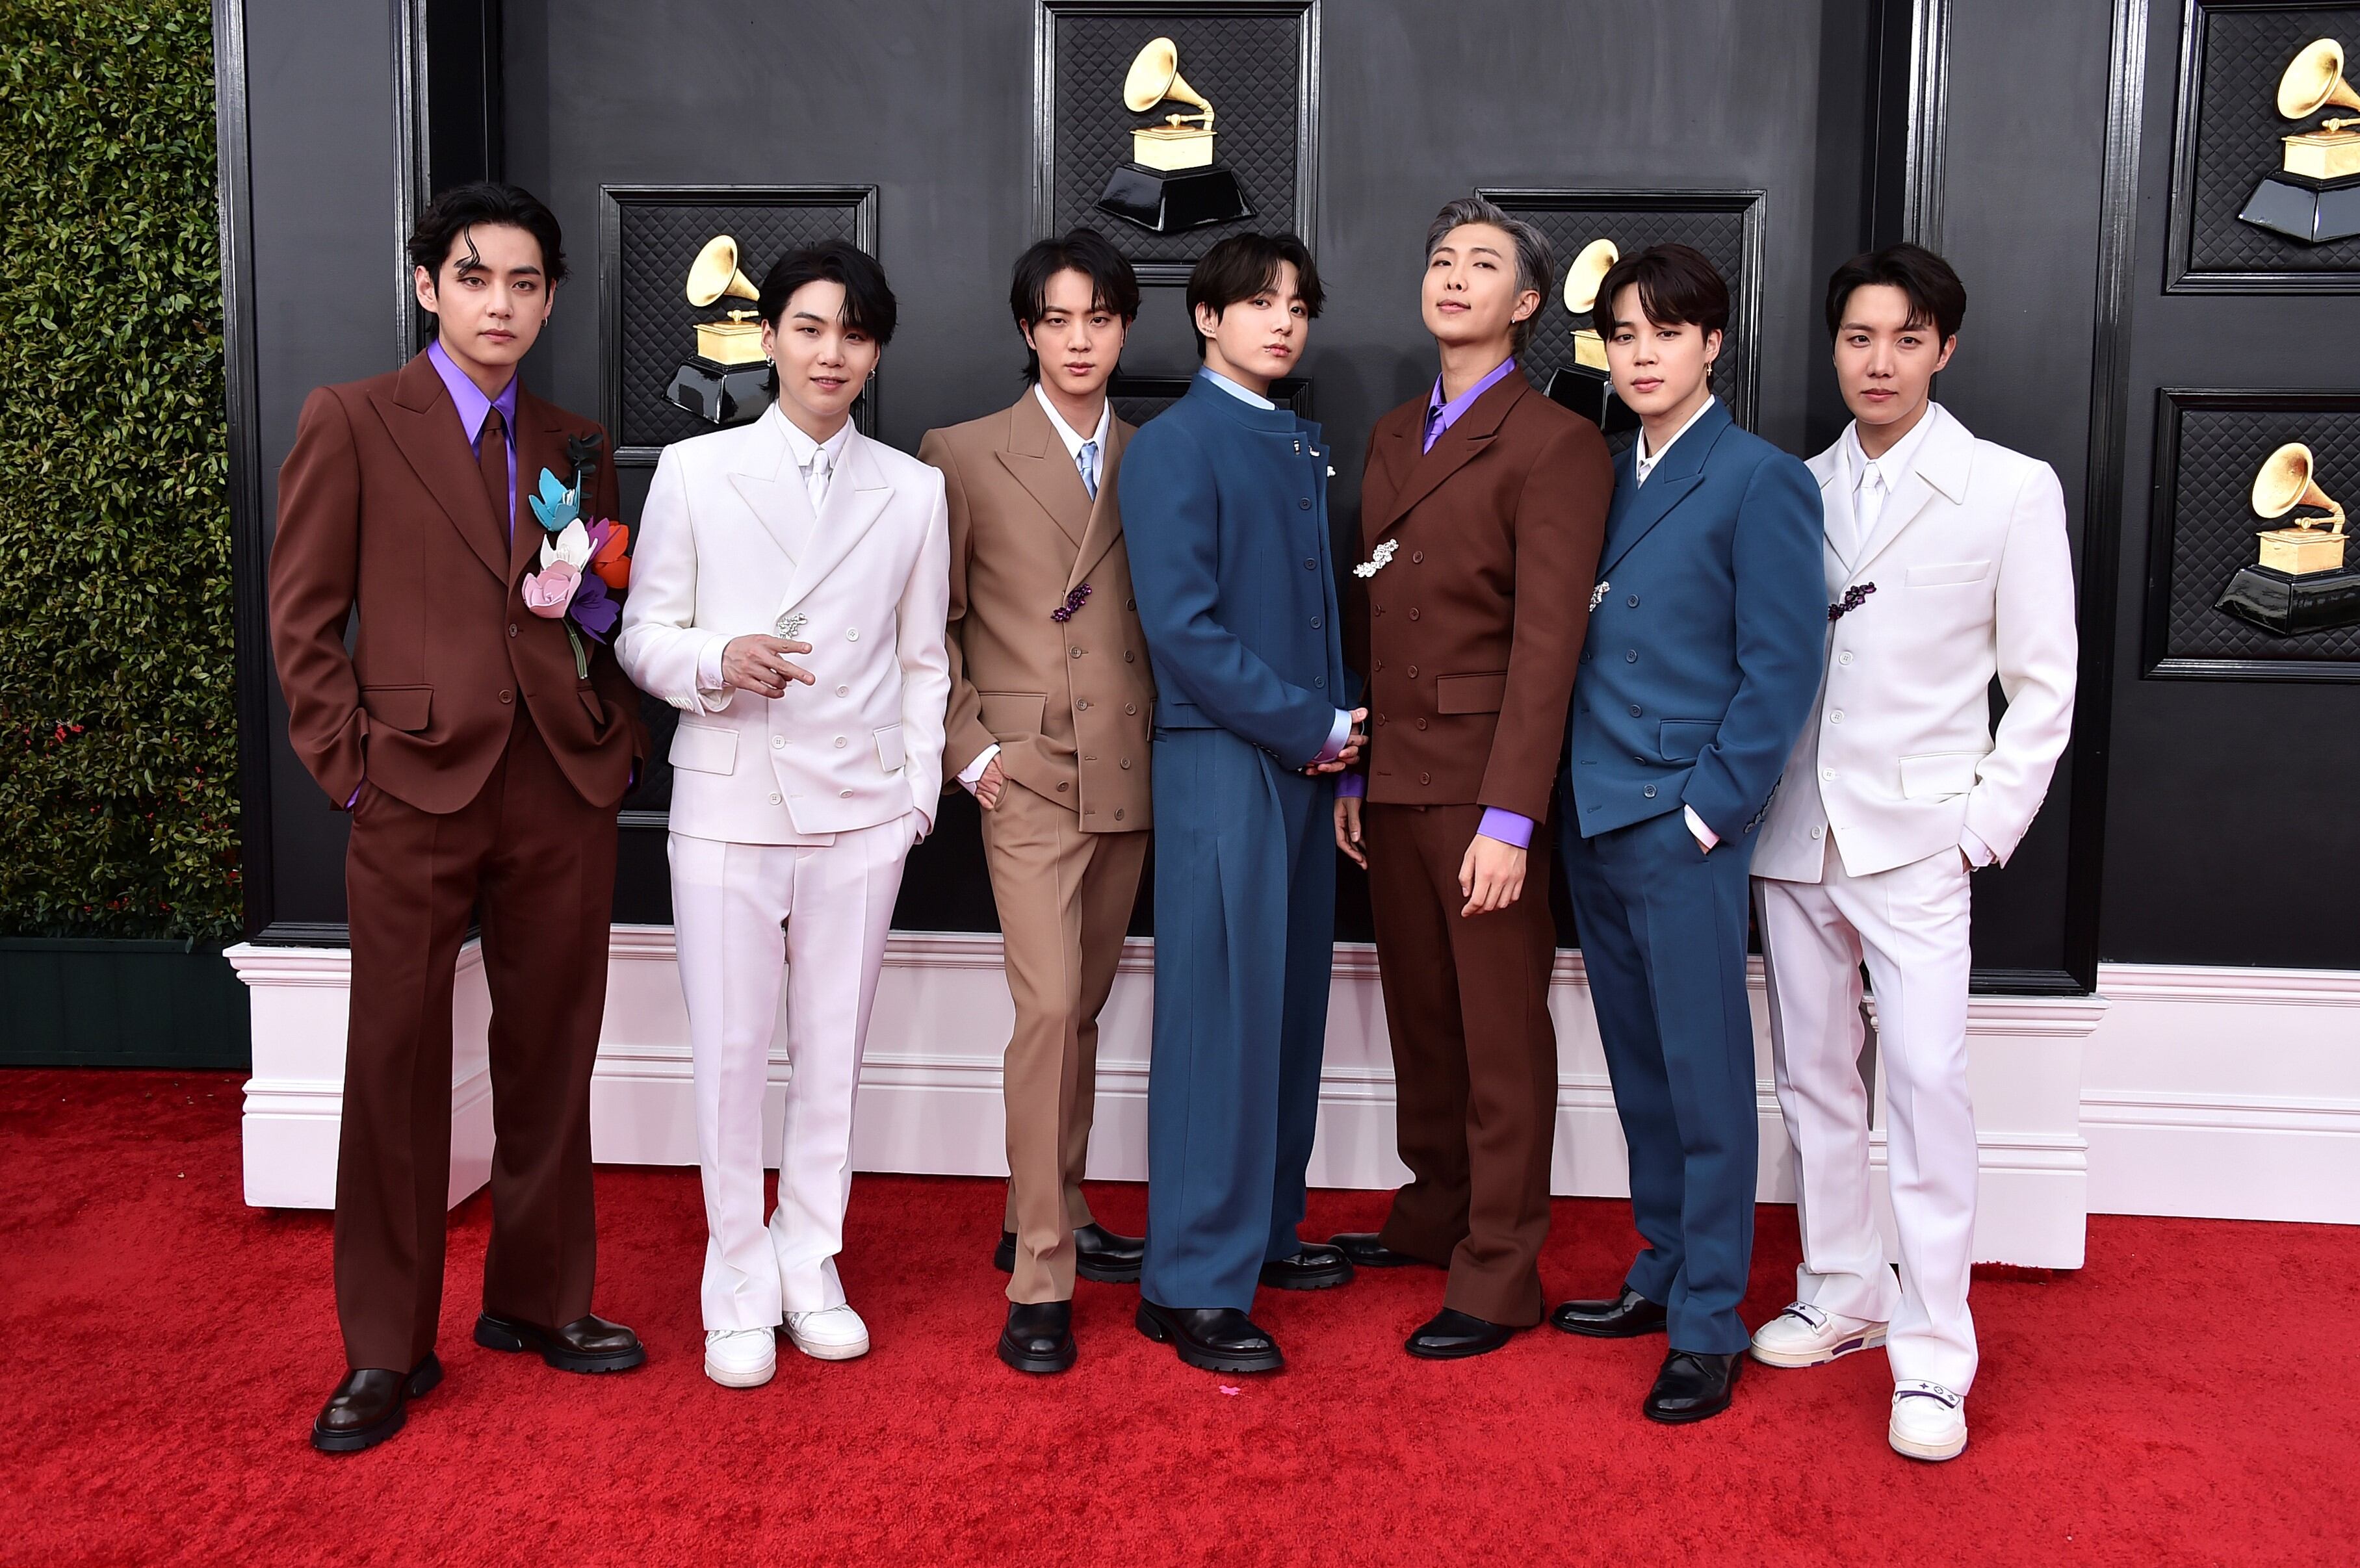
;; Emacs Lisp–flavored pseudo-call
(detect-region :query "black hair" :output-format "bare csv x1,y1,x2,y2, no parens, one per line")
406,181,569,290
1184,232,1324,361
1824,242,1967,343
757,239,898,348
1009,230,1141,382
1595,242,1729,339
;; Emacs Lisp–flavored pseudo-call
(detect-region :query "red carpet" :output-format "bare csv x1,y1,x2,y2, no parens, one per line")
3,1068,2354,1566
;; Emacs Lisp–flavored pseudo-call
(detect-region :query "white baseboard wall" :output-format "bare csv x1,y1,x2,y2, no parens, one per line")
226,927,2219,1268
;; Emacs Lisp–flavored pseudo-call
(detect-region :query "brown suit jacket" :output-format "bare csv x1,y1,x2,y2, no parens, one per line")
269,350,647,814
1347,371,1613,821
920,392,1155,832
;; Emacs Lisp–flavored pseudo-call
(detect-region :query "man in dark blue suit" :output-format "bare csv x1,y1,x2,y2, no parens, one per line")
1119,233,1367,1372
1550,244,1824,1423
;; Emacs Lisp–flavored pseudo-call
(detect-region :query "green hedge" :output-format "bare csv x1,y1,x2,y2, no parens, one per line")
0,0,238,942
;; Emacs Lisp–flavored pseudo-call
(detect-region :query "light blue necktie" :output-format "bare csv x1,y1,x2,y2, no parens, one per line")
1077,440,1099,502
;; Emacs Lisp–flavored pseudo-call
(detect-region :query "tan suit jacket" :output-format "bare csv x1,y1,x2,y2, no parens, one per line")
920,392,1154,831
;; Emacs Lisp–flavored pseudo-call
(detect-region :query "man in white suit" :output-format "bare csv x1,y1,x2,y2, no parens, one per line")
616,242,949,1389
1748,246,2076,1463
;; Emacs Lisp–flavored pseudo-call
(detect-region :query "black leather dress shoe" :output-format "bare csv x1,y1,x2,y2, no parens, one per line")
992,1223,1148,1284
1549,1287,1668,1339
311,1353,441,1454
998,1300,1077,1374
474,1311,647,1372
1135,1302,1284,1373
1644,1350,1742,1424
1405,1307,1518,1361
1329,1231,1427,1269
1258,1242,1355,1291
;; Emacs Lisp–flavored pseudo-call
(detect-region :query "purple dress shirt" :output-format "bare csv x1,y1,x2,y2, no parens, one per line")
1338,357,1532,849
428,338,520,535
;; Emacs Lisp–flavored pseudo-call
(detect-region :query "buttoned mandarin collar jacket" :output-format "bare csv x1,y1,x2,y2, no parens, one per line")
1347,370,1613,822
919,391,1154,830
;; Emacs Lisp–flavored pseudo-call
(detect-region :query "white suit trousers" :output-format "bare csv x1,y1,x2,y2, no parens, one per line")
1755,846,1979,1393
669,819,914,1330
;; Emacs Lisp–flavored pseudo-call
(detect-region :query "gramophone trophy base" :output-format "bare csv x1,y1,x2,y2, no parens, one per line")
1546,364,1640,438
2215,561,2360,636
1096,162,1251,235
2237,168,2360,244
668,356,774,428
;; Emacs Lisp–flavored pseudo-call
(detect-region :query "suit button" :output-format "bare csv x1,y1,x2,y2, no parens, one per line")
1408,608,1420,621
1127,598,1136,610
1420,771,1431,784
1375,606,1386,617
508,624,519,637
1822,767,1837,780
1057,781,1069,791
1626,650,1639,663
772,736,785,750
1376,714,1387,725
1115,808,1125,821
846,628,859,642
1627,595,1639,607
1314,676,1325,688
1076,699,1090,711
836,684,849,697
839,789,853,798
1830,710,1845,723
1310,616,1322,629
1838,652,1854,665
1406,665,1418,678
1643,784,1657,798
1299,498,1312,509
1305,559,1316,569
1124,702,1137,714
1071,647,1083,659
1811,826,1824,840
835,736,847,748
1629,704,1642,717
768,791,783,805
499,689,513,704
1411,551,1425,564
1124,650,1135,663
1635,754,1647,764
1416,717,1427,730
1120,758,1132,769
1375,659,1384,672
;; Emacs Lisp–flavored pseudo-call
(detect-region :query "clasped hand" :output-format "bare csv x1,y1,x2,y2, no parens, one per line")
720,634,816,699
1302,708,1369,777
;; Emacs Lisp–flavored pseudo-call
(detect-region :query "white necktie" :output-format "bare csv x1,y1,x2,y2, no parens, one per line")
1077,440,1100,502
1856,460,1887,546
805,445,832,511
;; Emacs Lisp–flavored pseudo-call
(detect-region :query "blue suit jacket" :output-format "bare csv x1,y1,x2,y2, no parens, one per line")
1119,374,1345,769
1567,402,1824,843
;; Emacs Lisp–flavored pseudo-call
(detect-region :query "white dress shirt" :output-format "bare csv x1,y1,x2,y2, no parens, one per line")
1630,396,1727,852
697,409,856,697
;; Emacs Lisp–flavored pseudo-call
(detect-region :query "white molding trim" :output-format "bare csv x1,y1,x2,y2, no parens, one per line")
229,927,2107,1265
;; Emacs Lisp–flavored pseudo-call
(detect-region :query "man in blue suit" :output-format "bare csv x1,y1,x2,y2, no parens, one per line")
1550,244,1824,1423
1119,233,1367,1372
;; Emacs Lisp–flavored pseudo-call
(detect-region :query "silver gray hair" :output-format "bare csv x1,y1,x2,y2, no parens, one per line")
1423,196,1555,352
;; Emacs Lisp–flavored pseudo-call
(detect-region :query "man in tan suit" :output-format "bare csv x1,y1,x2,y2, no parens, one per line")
918,231,1155,1374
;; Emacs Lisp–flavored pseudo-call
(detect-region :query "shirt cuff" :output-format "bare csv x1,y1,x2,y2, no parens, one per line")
1312,708,1353,766
1960,826,1997,868
1476,808,1534,849
1685,804,1720,852
344,784,361,811
695,635,728,698
957,743,1001,793
1335,772,1366,799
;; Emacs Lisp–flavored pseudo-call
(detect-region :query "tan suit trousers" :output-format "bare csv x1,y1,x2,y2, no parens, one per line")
981,777,1148,1302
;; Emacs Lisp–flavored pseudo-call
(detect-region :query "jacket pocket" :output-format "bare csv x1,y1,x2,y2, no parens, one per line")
360,685,432,733
1906,559,1992,588
978,691,1047,740
1435,671,1509,715
669,721,739,776
875,724,906,773
1658,719,1719,763
1899,751,1982,799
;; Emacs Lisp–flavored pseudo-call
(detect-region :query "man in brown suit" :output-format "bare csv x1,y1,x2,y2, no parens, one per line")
1332,196,1613,1358
271,184,649,1452
918,232,1155,1373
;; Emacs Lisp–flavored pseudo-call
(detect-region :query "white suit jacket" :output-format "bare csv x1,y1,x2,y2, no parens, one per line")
1754,403,2077,882
616,405,952,845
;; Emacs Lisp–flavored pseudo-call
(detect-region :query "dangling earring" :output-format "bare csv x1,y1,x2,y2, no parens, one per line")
764,354,775,365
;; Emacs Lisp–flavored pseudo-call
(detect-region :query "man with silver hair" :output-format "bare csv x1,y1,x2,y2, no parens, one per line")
1330,195,1613,1359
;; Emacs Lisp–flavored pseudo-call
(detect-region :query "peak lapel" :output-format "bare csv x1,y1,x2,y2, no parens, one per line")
1369,376,1528,544
372,353,508,582
725,411,818,569
1069,415,1132,593
996,392,1091,548
1819,461,1861,572
1596,402,1730,576
1849,406,1973,580
775,432,892,619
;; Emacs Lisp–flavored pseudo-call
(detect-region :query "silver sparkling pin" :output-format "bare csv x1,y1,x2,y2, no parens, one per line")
1588,580,1610,611
775,611,808,639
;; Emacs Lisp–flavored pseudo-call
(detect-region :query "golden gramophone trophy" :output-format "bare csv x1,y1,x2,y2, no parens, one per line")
2238,39,2360,244
1544,238,1639,437
665,235,775,428
1095,38,1252,235
2215,441,2360,636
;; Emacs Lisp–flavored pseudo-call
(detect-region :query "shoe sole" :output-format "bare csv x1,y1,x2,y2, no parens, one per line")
1749,1326,1888,1369
1257,1263,1355,1292
785,1332,870,1362
1889,1422,1968,1461
992,1244,1143,1285
996,1336,1078,1375
474,1315,647,1373
1549,1317,1667,1340
704,1356,777,1389
1134,1304,1282,1374
1405,1334,1516,1361
311,1356,442,1454
1644,1394,1737,1425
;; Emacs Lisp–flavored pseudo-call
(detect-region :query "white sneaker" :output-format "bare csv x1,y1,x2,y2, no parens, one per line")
783,1304,871,1361
703,1327,777,1388
1749,1300,1888,1367
1889,1380,1969,1461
